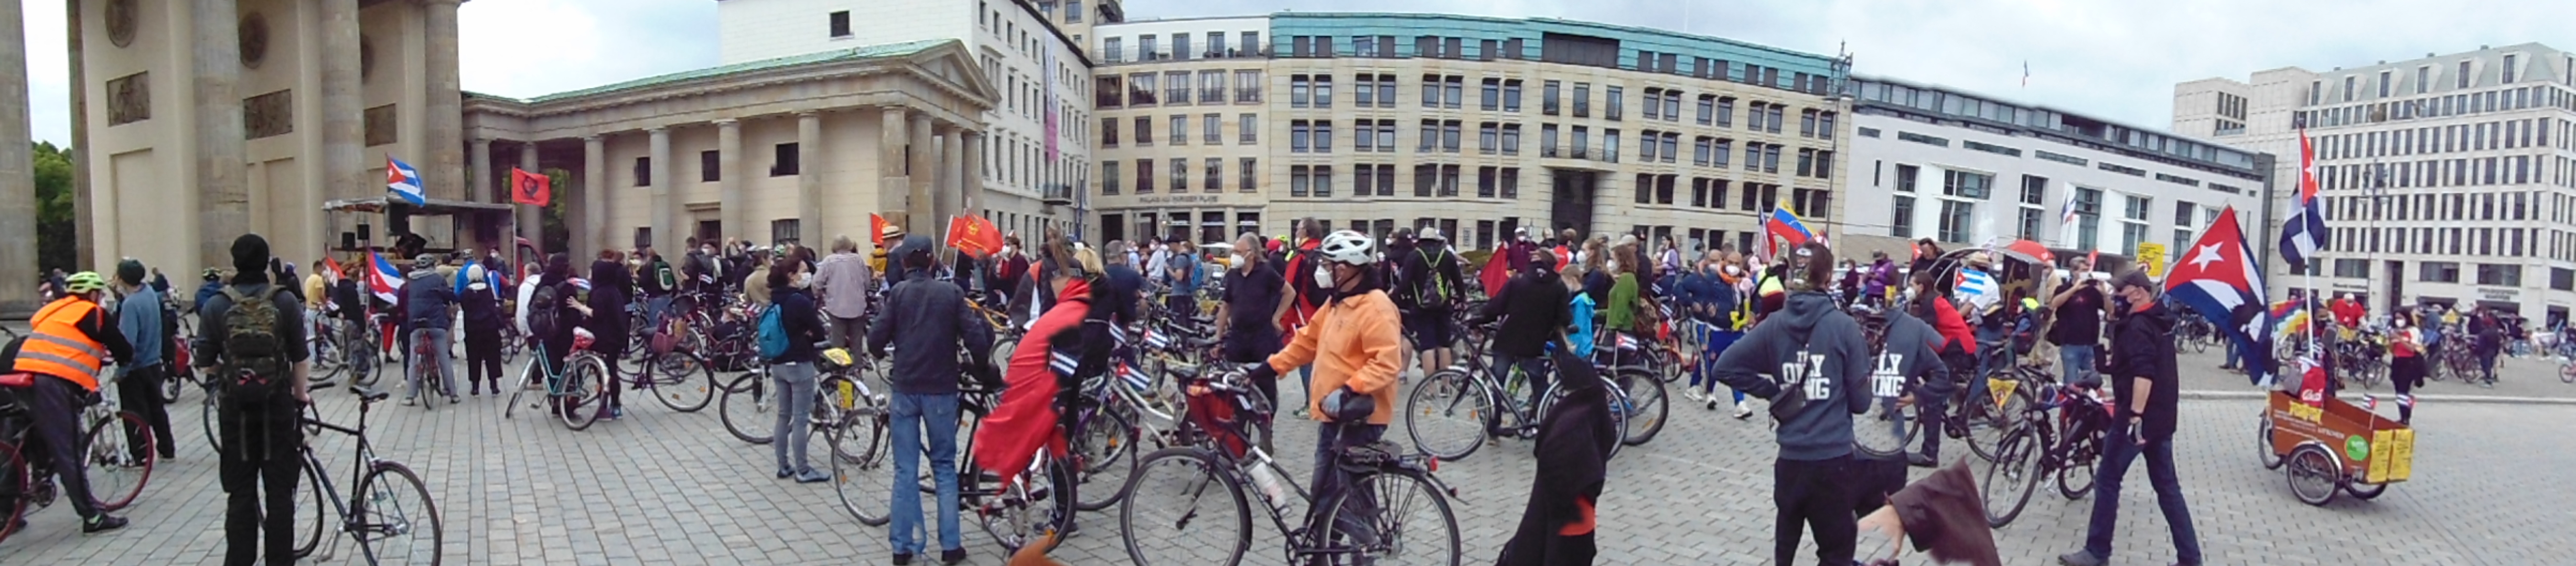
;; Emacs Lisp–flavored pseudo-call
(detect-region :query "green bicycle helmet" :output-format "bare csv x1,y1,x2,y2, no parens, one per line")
63,271,109,294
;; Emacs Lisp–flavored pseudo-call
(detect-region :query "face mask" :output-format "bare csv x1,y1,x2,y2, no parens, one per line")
1229,253,1246,266
1313,265,1336,289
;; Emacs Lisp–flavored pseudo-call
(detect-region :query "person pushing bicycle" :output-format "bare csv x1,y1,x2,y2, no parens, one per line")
1230,230,1405,563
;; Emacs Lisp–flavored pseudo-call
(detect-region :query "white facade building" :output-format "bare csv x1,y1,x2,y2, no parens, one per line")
716,0,1099,240
1845,77,2268,269
2174,44,2576,323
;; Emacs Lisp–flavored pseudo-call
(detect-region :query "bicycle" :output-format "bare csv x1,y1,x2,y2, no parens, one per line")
289,385,444,564
1119,367,1463,566
1976,371,2109,528
1403,328,1630,463
2173,316,2217,354
1951,359,2035,464
716,350,867,445
502,332,610,430
0,369,159,543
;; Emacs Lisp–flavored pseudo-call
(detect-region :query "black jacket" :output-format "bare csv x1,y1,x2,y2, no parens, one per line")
587,261,633,360
1473,268,1571,359
767,286,825,364
2106,300,2181,441
1495,346,1614,566
867,270,994,395
1394,243,1464,313
460,282,503,334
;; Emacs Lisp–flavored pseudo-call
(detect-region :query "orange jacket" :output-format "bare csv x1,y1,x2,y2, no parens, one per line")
16,296,131,391
1266,289,1404,424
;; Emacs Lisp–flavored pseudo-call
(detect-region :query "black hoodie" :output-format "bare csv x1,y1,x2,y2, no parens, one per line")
1711,291,1870,460
1496,344,1615,566
2107,299,2181,440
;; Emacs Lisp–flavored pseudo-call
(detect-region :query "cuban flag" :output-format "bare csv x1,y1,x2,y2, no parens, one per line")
2164,205,2276,386
1955,267,1999,309
367,252,407,303
387,155,426,205
2278,128,2326,268
1763,203,1815,258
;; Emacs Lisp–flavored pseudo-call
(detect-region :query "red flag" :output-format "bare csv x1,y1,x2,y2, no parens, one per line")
322,256,346,282
946,214,1005,258
509,168,551,206
1478,249,1510,299
870,213,893,244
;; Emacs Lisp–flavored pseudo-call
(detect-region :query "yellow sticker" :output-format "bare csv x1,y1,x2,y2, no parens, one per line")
1988,377,2019,410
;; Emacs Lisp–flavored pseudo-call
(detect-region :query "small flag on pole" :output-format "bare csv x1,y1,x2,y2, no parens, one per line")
509,167,552,206
386,156,425,205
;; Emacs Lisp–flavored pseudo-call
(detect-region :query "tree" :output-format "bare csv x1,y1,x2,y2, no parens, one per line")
34,142,75,274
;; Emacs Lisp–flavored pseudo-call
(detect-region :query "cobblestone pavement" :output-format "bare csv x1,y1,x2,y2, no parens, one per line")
3,358,2572,565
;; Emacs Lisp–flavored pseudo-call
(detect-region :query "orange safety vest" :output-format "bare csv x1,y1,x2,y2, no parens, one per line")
18,296,108,390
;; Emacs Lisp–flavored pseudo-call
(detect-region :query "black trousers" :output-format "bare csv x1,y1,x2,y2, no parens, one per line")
218,401,304,566
116,364,177,458
25,374,104,520
1773,454,1858,566
465,329,505,393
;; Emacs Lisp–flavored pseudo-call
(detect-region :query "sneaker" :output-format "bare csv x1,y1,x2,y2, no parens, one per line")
795,469,830,483
1907,451,1937,467
892,553,914,566
2057,550,2107,566
401,397,416,407
1681,387,1706,404
1733,401,1755,420
940,548,967,564
81,514,127,534
777,466,793,480
447,395,461,405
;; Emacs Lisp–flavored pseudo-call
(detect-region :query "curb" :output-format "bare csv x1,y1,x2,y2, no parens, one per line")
2182,389,2576,406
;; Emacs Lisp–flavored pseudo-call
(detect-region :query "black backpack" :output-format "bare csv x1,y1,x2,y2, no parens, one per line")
216,287,294,407
528,282,563,340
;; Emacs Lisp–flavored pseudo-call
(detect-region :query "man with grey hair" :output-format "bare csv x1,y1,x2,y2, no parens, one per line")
811,234,875,349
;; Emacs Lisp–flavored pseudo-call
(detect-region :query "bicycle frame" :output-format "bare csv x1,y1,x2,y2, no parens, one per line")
299,396,427,565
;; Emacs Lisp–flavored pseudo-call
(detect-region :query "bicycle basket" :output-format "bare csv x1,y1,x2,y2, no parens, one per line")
1185,387,1260,459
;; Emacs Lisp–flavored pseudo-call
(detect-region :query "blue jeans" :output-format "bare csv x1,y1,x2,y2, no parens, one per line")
647,296,673,327
2084,421,2202,564
2059,344,2099,387
889,392,963,555
1689,324,1748,403
770,363,818,474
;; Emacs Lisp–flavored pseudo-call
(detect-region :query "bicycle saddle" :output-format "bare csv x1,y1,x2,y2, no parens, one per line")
351,386,392,404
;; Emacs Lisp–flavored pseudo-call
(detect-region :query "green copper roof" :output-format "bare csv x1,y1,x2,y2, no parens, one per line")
478,39,950,104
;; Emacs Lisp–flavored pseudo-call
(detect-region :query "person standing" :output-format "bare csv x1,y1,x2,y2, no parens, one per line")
2472,309,2503,387
1214,233,1290,451
1400,228,1465,379
2058,269,2202,566
459,264,507,396
1236,230,1404,554
1469,247,1571,429
1676,250,1753,416
113,260,178,460
8,271,134,535
2049,255,2111,386
867,235,995,566
812,235,876,349
196,234,314,563
1494,334,1616,566
399,254,458,405
1708,242,1871,566
2388,311,2425,423
588,256,635,419
765,258,830,482
1165,240,1201,319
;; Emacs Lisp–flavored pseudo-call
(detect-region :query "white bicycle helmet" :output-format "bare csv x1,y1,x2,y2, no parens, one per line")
1316,230,1377,265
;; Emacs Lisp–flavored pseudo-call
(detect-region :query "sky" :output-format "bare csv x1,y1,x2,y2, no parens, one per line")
17,0,2576,147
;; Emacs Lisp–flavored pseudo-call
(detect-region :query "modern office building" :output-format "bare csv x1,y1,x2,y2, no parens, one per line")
1088,13,1851,253
1842,76,2269,267
2175,44,2576,323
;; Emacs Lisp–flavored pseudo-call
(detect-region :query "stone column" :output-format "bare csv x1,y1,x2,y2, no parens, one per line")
193,0,248,281
961,129,984,222
908,112,936,237
518,140,541,257
63,0,90,271
943,128,965,222
466,137,490,249
319,0,362,256
583,134,606,256
715,118,742,239
878,108,910,245
423,0,463,202
0,0,36,314
648,127,674,252
796,112,822,240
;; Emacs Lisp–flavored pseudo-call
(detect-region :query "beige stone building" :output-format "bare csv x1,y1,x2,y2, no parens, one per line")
1089,13,1851,253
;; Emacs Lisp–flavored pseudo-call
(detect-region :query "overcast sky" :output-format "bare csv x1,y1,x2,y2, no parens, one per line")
18,0,2576,146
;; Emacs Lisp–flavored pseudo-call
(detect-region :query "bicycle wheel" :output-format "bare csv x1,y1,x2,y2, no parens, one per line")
309,332,348,384
1611,367,1668,447
2055,432,2097,500
292,456,329,558
647,351,715,413
349,344,382,388
1316,470,1463,566
81,411,157,511
982,454,1073,554
202,396,225,455
1978,426,2041,528
159,368,186,404
505,358,538,420
354,461,444,565
559,355,608,431
720,373,775,444
1403,369,1492,462
2561,358,2576,384
0,442,28,546
1119,448,1251,566
1074,406,1141,511
829,410,891,526
2285,444,2341,506
1963,381,2031,463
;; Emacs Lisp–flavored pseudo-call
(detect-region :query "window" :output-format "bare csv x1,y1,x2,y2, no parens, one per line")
1572,83,1591,117
1100,117,1119,147
1134,116,1152,145
2457,60,2471,89
1443,121,1461,153
828,11,852,38
1696,95,1715,125
1479,122,1498,154
1165,71,1190,105
1715,97,1734,127
1198,70,1223,103
1131,73,1156,105
770,143,798,176
1482,78,1500,111
1501,124,1521,155
1314,77,1333,107
1136,159,1154,193
1542,81,1561,115
1239,31,1258,55
633,156,651,186
1291,120,1311,152
1420,74,1440,108
1444,76,1463,109
1477,166,1496,198
1205,158,1222,192
1500,168,1519,199
1891,195,1915,238
1239,158,1257,192
1101,161,1119,195
1235,70,1262,103
1606,86,1623,121
1169,115,1187,146
1066,0,1081,22
1711,139,1732,168
1413,165,1434,197
1291,75,1311,107
1102,38,1123,63
1371,164,1395,195
2121,194,2151,254
1941,169,1991,198
2504,55,2518,83
1938,200,1972,243
1315,121,1333,153
1240,114,1258,144
1503,80,1522,112
2074,187,2102,250
1171,158,1188,192
1641,130,1661,162
1374,74,1395,108
1542,124,1559,157
1204,113,1221,144
1291,165,1311,197
2420,261,2461,282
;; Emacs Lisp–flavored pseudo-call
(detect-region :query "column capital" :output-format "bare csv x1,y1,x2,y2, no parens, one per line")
583,134,604,143
646,126,669,134
713,118,739,127
794,110,821,118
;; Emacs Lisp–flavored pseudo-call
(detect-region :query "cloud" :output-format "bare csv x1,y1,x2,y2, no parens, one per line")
26,0,69,145
459,0,716,100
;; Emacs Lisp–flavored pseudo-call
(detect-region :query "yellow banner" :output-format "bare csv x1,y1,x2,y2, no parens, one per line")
2135,242,2169,278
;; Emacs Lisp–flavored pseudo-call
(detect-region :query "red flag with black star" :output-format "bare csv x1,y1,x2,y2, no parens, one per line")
510,167,551,206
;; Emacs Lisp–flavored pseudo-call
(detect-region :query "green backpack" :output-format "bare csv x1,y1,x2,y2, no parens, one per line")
217,287,292,407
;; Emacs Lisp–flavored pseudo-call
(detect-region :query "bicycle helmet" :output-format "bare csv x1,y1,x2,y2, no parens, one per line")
1315,230,1376,266
63,271,108,294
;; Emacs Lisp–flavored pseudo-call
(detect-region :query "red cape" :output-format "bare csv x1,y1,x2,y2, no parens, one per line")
973,280,1091,485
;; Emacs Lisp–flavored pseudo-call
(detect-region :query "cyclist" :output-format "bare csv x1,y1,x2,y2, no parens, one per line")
1471,247,1571,434
637,243,677,328
194,234,315,564
7,270,136,534
1233,230,1403,554
1708,242,1871,566
113,259,177,461
871,234,997,566
533,253,588,416
1397,227,1465,381
398,254,458,406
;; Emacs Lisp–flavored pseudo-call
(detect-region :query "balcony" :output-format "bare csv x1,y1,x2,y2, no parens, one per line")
1042,183,1077,206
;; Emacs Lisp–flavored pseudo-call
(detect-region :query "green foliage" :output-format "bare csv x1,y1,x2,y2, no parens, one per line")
542,168,571,252
35,142,75,273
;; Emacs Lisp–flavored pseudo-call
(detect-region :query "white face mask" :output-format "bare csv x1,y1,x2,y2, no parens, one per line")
1605,260,1621,273
1230,253,1246,267
1724,265,1744,276
1313,265,1336,289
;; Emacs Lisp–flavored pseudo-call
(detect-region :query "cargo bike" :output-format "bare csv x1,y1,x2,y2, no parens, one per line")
2256,390,2414,506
